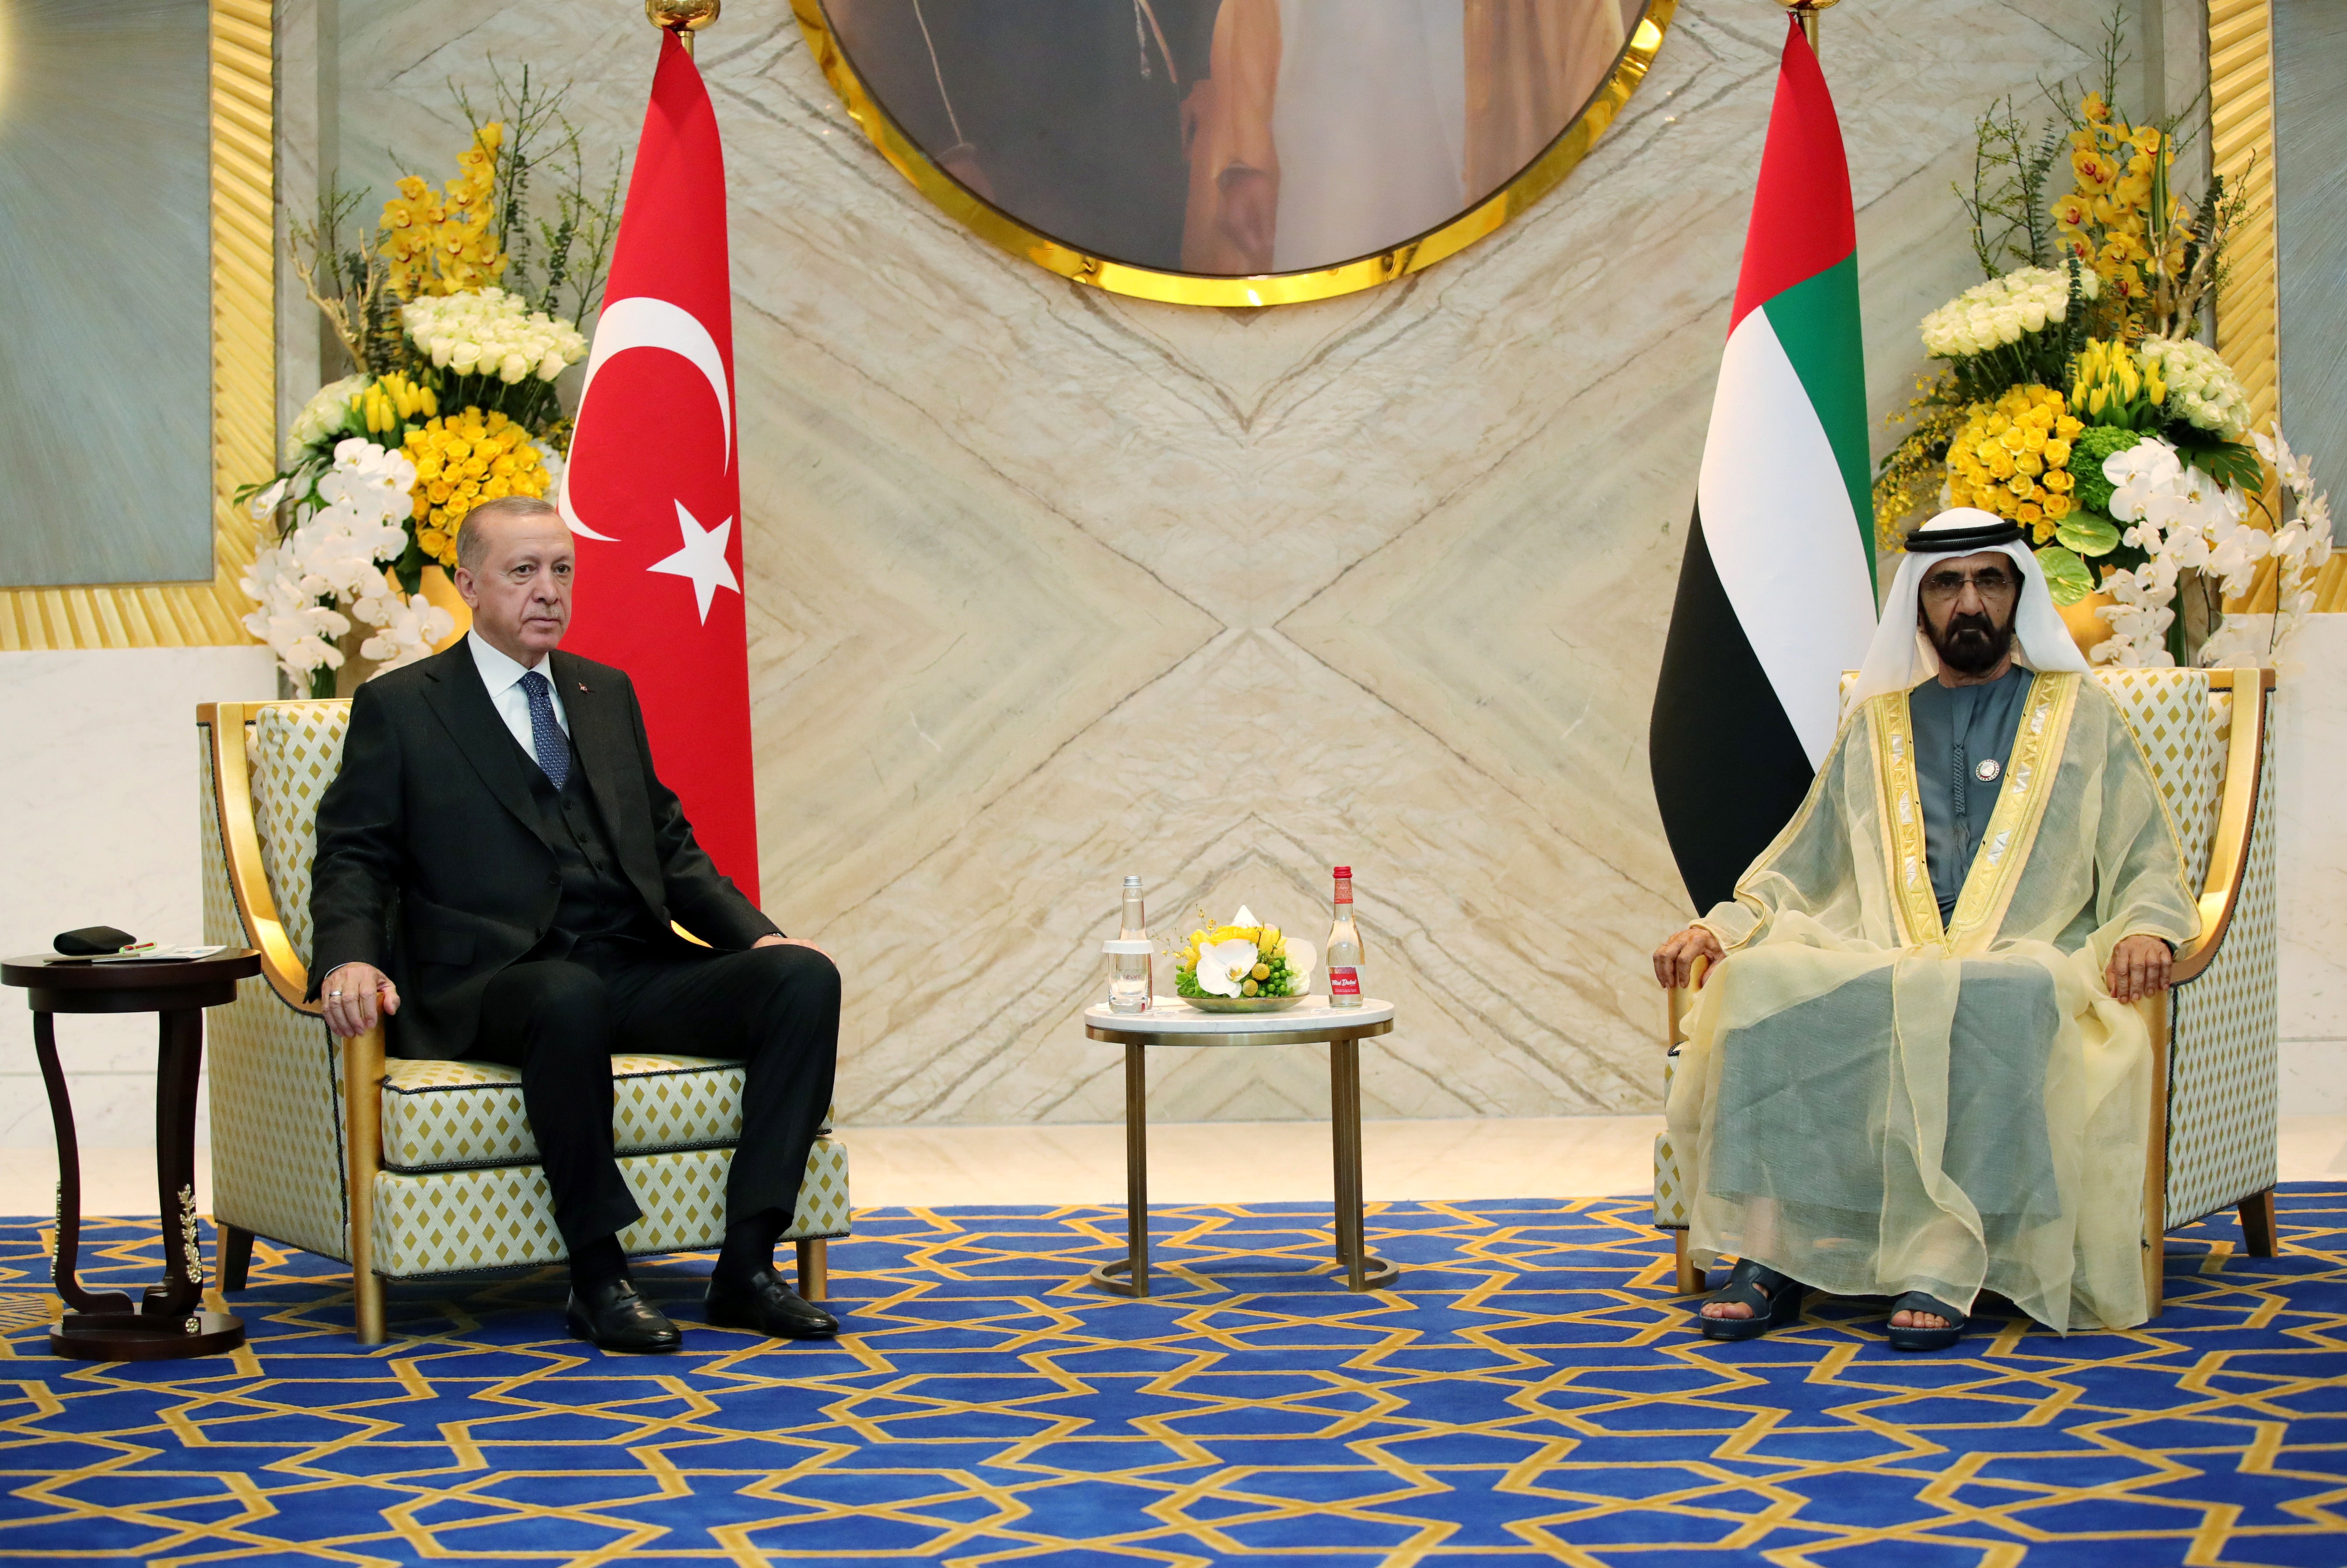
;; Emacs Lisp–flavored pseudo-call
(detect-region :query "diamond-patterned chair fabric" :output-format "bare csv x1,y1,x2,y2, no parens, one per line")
369,1136,855,1277
201,701,853,1287
248,702,347,969
202,736,353,1262
1651,1046,1689,1228
382,1055,747,1171
1653,670,2279,1252
2164,699,2279,1225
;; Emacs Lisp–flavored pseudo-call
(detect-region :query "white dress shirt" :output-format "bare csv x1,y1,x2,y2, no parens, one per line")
467,630,568,759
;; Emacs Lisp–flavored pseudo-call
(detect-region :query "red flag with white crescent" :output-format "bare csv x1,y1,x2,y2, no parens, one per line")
559,32,759,896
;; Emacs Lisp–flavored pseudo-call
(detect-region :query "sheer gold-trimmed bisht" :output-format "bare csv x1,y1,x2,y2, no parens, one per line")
1668,672,2200,1331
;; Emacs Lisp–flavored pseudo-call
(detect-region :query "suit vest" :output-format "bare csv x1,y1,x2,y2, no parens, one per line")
515,733,658,956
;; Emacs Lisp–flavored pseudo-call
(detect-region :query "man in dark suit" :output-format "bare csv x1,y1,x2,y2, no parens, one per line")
310,495,839,1352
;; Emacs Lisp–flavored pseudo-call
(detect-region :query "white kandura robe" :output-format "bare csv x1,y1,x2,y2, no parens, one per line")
1668,671,2200,1331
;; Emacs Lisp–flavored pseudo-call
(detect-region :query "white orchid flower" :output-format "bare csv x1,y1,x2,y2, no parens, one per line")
2105,439,2183,523
2207,522,2271,596
1194,937,1260,998
2166,465,2243,532
1281,938,1317,988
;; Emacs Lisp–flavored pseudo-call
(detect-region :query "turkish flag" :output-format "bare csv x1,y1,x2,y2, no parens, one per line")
560,33,759,896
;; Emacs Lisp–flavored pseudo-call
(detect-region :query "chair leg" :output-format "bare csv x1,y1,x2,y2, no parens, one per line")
796,1238,829,1303
2239,1187,2280,1257
1673,1230,1704,1295
354,1269,387,1345
216,1224,254,1291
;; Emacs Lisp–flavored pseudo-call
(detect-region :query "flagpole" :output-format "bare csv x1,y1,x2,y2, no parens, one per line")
647,0,720,55
1776,0,1840,53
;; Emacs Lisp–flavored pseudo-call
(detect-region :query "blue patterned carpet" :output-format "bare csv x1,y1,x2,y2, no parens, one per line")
2,1188,2344,1565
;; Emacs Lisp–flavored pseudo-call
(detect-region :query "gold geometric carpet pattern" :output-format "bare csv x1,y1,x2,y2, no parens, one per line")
0,1192,2343,1565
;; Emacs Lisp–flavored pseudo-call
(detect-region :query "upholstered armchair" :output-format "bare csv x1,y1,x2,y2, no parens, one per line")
197,699,852,1344
1653,666,2279,1319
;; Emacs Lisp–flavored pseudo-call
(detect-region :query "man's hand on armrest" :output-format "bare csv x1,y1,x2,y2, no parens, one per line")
2105,933,2174,1004
321,962,400,1039
753,934,833,963
1653,926,1724,990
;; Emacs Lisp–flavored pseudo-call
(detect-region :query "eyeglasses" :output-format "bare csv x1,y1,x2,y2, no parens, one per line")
1920,567,2020,599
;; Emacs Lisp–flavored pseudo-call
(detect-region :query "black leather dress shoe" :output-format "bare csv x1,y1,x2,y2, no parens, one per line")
565,1279,683,1352
705,1266,839,1339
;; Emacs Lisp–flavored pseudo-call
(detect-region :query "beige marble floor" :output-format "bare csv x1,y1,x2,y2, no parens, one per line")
10,1115,2347,1217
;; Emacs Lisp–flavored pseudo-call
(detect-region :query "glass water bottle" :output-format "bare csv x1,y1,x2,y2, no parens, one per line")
1325,866,1364,1006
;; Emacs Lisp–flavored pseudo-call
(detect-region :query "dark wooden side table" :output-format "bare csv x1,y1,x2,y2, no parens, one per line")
1,951,260,1359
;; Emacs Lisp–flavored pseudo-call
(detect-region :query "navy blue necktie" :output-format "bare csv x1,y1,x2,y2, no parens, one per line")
519,670,570,791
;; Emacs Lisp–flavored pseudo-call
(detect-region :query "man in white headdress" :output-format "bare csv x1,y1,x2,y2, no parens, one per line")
1650,508,2199,1348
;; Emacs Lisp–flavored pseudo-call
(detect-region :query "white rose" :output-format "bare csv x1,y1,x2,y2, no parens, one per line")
2020,302,2047,333
451,342,481,375
536,352,567,381
498,352,530,383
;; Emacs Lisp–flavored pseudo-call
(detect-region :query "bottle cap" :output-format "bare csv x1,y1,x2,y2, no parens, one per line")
1333,866,1351,878
1123,875,1142,887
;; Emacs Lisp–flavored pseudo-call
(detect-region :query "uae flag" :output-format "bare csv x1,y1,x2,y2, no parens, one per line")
559,32,761,895
1648,16,1877,914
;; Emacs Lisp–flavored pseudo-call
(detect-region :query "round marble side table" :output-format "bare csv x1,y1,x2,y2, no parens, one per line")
1081,996,1397,1297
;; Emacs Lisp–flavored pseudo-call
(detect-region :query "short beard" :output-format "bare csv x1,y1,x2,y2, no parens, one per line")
1926,606,2016,676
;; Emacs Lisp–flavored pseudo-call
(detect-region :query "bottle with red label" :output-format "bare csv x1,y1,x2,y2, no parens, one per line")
1325,866,1364,1006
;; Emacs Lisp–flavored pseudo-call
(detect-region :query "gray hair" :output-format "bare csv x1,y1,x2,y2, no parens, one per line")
455,495,562,574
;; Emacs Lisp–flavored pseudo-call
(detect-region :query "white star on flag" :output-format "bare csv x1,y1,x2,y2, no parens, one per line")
647,500,740,623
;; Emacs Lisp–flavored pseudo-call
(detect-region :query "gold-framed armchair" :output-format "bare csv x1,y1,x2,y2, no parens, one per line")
197,699,852,1344
1651,666,2280,1319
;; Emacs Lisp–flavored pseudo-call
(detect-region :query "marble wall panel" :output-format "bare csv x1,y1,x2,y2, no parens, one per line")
2277,617,2347,1112
0,648,277,1146
307,0,2140,1123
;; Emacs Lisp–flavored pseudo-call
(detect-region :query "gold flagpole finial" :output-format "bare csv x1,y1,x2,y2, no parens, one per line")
1774,0,1841,51
647,0,720,52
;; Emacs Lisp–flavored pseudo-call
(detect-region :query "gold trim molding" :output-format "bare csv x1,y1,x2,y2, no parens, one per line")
791,0,1677,308
0,0,272,651
2206,0,2347,612
2210,0,2275,438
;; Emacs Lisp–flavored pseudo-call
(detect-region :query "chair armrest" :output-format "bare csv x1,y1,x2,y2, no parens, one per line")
2172,669,2272,985
200,703,317,1013
1664,954,1710,1047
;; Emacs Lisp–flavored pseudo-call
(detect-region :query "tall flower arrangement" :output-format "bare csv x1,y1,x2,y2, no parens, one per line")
1875,21,2331,670
240,70,621,695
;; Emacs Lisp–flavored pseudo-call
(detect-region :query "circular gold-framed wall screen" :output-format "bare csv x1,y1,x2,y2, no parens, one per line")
790,0,1678,307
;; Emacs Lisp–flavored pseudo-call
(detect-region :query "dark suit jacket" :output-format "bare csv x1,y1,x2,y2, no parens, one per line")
308,643,779,1059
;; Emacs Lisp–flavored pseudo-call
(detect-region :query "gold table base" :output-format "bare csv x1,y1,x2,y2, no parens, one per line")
1081,1016,1399,1297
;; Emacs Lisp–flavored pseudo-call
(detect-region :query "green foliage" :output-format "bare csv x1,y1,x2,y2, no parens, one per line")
1959,98,2069,275
2167,430,2264,493
2035,545,2097,606
287,184,406,378
2054,512,2122,556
